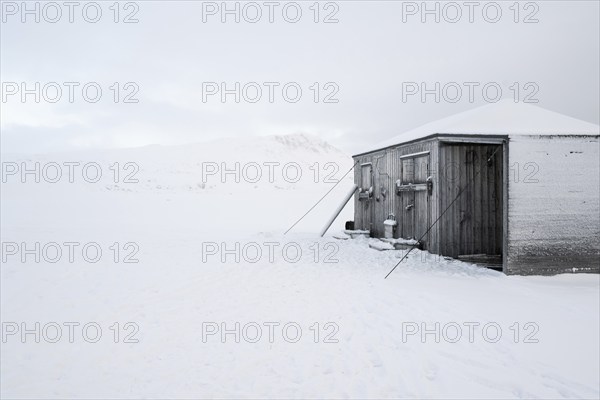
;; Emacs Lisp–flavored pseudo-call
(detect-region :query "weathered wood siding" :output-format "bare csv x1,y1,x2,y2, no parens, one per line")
506,135,600,275
353,151,383,235
437,143,504,258
353,139,439,249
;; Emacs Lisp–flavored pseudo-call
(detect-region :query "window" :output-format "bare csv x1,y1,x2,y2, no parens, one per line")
401,158,415,184
361,163,372,189
397,153,431,195
401,155,428,184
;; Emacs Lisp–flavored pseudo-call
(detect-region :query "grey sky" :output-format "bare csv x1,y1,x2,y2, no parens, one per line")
1,0,599,155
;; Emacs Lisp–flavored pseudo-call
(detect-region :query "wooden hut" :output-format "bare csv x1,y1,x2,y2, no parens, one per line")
352,100,600,275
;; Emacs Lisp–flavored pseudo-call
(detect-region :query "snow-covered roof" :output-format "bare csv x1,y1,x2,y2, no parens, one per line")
357,100,600,156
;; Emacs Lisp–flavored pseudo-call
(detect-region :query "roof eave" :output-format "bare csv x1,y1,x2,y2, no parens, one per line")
352,133,510,157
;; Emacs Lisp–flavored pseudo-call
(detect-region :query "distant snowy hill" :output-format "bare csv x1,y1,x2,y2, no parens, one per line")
2,133,353,194
1,133,355,234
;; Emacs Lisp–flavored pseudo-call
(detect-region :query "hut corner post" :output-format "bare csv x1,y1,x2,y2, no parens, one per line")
319,184,359,237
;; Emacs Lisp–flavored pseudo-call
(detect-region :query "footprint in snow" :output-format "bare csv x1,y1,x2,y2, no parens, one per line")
423,365,438,381
369,352,384,368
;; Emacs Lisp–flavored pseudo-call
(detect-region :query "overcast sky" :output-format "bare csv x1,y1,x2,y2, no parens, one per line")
1,0,599,155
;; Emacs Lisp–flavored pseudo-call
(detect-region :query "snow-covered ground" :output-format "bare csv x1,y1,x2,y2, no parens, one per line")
1,135,599,399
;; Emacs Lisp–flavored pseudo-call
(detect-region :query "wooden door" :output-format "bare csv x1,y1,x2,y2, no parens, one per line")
397,154,430,246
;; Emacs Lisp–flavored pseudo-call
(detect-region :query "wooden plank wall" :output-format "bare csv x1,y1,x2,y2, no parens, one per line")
506,136,600,275
438,143,503,258
352,139,439,248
